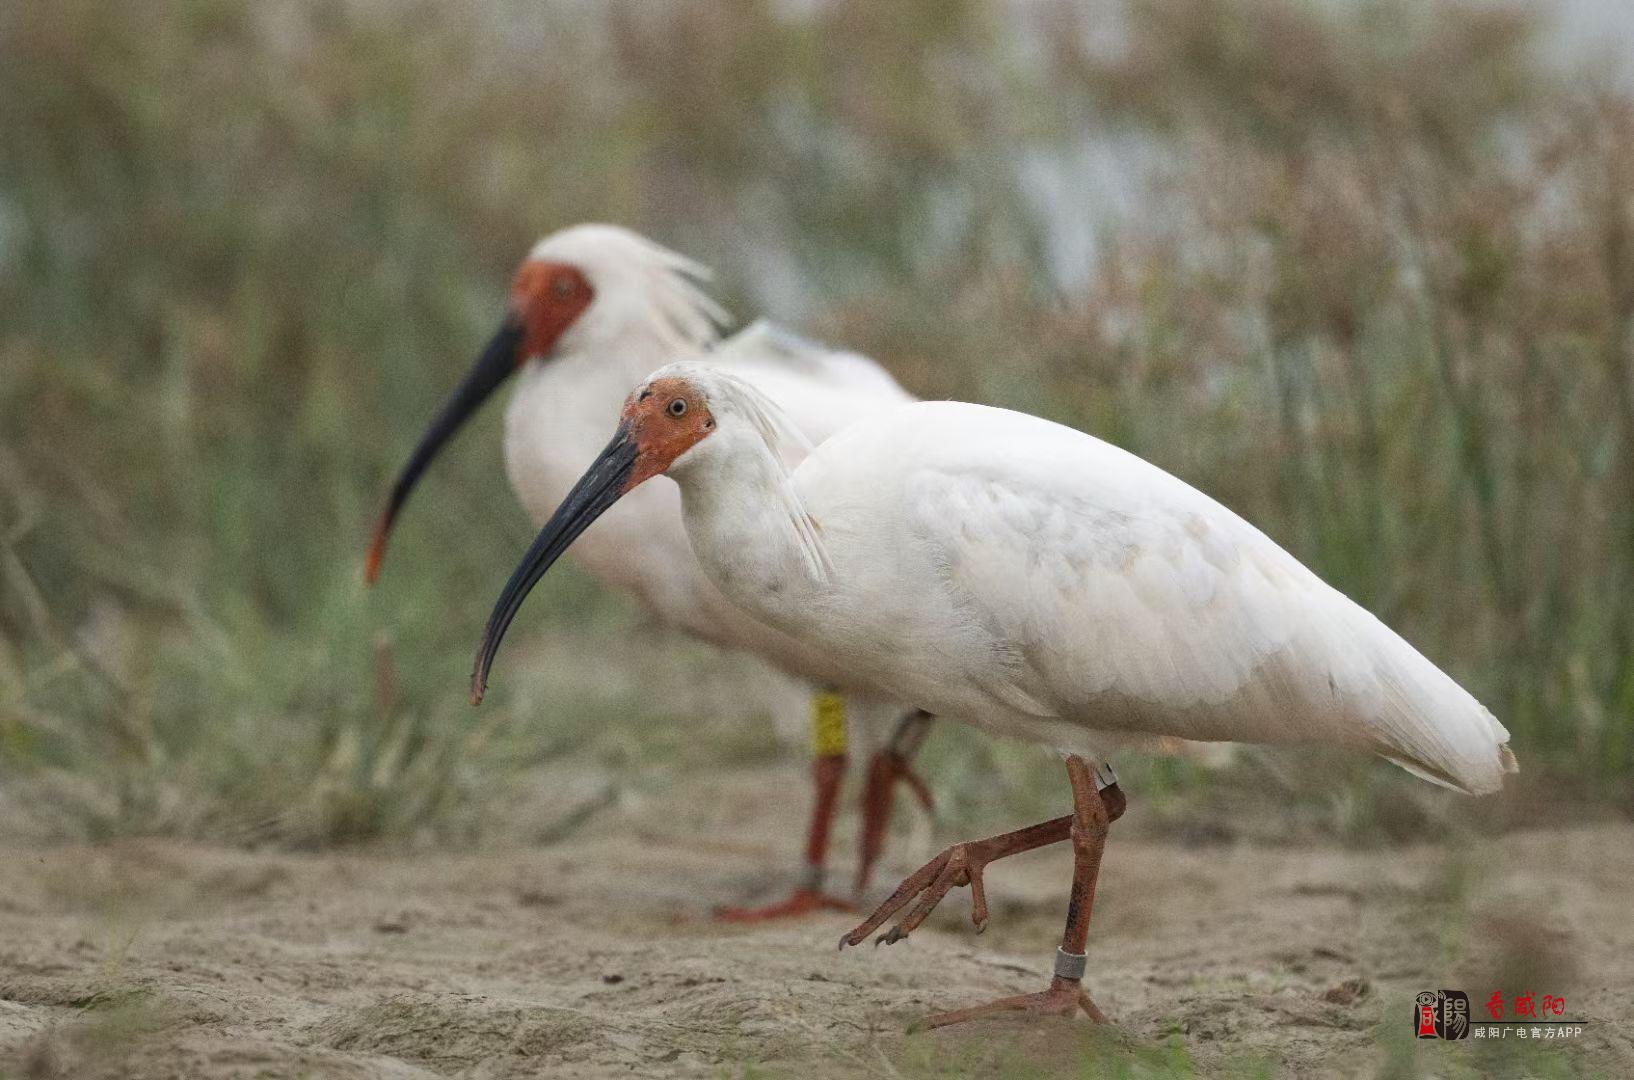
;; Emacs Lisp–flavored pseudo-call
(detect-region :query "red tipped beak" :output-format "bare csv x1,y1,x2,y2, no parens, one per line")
364,511,392,585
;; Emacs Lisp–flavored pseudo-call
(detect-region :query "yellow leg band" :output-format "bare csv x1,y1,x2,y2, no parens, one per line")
811,691,847,757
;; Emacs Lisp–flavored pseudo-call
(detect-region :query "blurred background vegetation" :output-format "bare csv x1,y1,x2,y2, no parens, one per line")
3,0,1632,847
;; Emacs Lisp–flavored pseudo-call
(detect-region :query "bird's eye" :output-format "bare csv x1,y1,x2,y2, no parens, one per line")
551,276,575,299
667,398,688,417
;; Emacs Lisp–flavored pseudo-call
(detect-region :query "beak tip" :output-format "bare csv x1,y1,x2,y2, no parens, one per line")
465,426,635,714
469,642,492,705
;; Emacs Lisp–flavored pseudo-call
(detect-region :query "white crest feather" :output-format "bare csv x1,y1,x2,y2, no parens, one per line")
528,224,730,350
634,235,731,348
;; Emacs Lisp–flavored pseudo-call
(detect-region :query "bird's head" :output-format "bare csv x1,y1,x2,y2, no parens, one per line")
466,365,719,703
467,363,821,704
364,225,725,583
513,224,725,357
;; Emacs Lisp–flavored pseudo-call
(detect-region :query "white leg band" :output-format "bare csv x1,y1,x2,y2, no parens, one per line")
1054,946,1088,981
1093,761,1118,792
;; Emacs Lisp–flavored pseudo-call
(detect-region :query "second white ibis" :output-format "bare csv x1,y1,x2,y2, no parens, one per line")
366,225,933,918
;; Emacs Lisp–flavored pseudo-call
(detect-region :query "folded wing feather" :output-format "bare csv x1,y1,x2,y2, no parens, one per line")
902,417,1514,795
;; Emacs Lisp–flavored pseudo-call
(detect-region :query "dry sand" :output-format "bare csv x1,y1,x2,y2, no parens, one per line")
1,764,1630,1078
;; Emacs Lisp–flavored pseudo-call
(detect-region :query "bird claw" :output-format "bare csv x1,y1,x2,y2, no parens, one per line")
839,842,988,950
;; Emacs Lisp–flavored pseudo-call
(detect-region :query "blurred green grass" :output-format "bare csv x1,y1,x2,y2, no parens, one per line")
1,0,1632,845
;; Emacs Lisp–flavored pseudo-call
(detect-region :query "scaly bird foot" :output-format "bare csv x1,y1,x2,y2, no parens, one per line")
915,977,1107,1031
838,840,990,948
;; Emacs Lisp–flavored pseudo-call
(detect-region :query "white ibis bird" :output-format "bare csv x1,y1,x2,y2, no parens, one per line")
367,225,934,918
469,363,1517,1029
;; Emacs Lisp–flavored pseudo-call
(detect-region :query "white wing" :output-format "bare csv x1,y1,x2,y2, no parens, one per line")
883,402,1515,794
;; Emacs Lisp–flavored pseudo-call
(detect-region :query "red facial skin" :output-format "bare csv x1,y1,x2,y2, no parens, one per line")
511,260,594,362
618,377,717,492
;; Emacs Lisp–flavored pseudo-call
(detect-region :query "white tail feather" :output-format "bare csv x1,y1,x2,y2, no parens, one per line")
1341,603,1517,795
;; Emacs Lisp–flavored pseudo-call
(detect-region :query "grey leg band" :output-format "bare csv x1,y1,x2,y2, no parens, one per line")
1054,946,1088,981
1093,761,1118,792
797,864,825,892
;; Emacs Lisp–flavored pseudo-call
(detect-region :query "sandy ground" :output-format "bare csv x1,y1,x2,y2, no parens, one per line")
1,764,1631,1079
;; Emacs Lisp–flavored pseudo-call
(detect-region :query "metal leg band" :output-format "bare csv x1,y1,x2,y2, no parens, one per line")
1093,761,1118,792
1054,946,1088,981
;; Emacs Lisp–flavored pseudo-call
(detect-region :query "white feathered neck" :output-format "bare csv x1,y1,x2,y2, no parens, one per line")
651,361,835,584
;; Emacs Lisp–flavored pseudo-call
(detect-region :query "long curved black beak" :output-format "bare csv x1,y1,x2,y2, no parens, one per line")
469,425,640,704
365,318,525,583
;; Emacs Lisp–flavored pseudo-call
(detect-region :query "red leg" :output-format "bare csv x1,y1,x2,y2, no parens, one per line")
715,693,857,922
920,758,1121,1029
856,710,936,895
841,755,1125,1030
